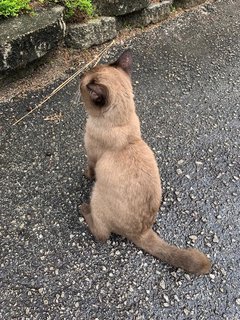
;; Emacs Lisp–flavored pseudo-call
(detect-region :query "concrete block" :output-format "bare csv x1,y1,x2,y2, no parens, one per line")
118,1,173,28
92,0,149,16
0,6,65,72
65,17,117,49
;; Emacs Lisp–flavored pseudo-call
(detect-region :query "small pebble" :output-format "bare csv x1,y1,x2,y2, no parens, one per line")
177,168,183,175
185,274,191,281
213,234,219,243
195,161,203,165
189,235,198,241
163,302,169,307
174,295,180,302
236,298,240,305
160,280,166,289
177,159,184,165
221,268,227,276
209,274,215,280
183,308,190,316
163,294,169,303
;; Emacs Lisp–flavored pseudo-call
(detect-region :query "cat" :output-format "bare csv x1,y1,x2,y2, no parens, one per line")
79,49,211,274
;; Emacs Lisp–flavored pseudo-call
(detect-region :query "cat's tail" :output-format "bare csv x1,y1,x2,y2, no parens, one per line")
132,229,211,274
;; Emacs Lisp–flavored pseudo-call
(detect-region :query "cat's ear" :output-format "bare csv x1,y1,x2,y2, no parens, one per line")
87,82,108,107
111,49,132,76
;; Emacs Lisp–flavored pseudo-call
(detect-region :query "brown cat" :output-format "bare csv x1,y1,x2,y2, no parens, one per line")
79,50,211,274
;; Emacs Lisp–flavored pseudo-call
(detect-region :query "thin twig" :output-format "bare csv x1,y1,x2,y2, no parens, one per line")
13,40,115,126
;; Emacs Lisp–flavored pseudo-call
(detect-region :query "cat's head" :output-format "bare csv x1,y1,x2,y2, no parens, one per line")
80,50,134,121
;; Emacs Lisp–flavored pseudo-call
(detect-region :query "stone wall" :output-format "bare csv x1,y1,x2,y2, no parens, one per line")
0,0,208,72
65,0,175,50
0,6,65,73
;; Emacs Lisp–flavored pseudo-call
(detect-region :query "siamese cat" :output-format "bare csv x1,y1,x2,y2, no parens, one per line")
79,50,211,274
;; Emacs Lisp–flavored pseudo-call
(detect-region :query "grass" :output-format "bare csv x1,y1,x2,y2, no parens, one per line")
0,0,94,19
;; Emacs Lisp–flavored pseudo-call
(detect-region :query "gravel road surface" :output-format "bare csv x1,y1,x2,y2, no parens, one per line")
0,0,239,318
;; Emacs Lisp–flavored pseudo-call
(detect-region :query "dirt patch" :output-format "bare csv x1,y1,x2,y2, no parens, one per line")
66,9,88,23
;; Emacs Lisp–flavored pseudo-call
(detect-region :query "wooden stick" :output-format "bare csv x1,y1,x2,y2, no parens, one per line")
13,40,115,126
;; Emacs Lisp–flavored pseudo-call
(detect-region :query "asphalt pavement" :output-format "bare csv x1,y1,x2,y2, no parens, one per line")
0,0,240,319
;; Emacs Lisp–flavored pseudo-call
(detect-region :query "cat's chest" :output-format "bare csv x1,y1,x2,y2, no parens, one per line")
85,122,107,145
84,121,109,159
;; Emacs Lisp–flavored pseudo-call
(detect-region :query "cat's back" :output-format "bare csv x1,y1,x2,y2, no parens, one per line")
94,139,162,234
96,139,161,202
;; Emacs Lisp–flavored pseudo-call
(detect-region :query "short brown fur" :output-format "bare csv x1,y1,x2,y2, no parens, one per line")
79,50,211,275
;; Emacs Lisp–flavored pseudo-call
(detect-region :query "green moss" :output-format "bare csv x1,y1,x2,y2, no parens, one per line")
0,0,31,17
0,0,94,19
41,0,94,19
64,0,94,18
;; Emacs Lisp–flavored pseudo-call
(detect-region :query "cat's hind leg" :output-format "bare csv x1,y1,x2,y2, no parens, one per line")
79,203,110,242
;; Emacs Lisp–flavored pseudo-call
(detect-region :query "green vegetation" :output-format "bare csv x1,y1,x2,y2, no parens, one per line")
47,0,94,19
0,0,94,19
0,0,31,17
63,0,94,19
